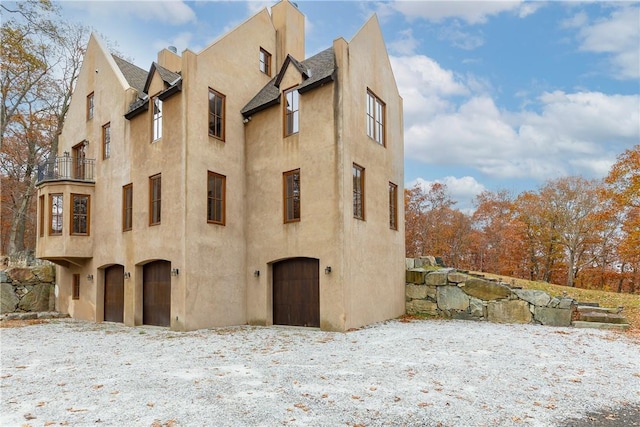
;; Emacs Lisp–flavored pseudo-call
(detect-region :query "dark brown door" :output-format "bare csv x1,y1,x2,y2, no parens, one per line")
72,142,86,179
104,265,124,322
143,261,171,327
273,258,319,327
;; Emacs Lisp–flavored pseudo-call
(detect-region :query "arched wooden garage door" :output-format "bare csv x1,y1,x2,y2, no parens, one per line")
143,261,171,327
273,258,319,327
104,264,124,322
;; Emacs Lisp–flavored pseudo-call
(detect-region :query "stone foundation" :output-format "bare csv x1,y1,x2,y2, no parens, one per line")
405,259,575,327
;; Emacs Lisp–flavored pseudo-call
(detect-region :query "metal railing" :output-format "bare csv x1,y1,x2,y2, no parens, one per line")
37,156,95,183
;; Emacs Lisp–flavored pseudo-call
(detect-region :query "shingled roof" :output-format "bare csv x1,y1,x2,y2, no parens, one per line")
241,47,336,118
112,55,147,94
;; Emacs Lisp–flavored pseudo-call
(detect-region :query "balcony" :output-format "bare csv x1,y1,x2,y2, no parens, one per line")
37,156,95,184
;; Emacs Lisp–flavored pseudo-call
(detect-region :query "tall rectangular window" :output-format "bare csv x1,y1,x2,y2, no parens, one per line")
123,184,133,231
71,194,90,235
366,90,385,146
259,48,271,76
353,164,365,220
149,174,161,225
49,193,63,235
72,274,80,300
389,182,398,230
208,88,225,140
102,122,111,159
284,88,299,136
87,92,94,120
207,172,226,225
152,97,162,141
283,169,301,223
39,195,45,237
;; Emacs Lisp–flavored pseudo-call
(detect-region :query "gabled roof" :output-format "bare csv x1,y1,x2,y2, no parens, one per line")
241,47,336,118
143,62,181,94
112,55,147,94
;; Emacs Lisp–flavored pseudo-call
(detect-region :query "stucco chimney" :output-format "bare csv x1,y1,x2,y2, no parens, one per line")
271,0,305,73
157,46,182,73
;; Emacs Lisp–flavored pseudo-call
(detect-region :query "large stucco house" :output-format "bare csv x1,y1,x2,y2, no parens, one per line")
35,0,405,331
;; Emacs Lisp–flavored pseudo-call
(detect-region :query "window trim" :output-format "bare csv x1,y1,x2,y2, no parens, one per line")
49,193,63,236
259,47,271,76
208,88,226,141
283,87,299,137
102,122,111,159
149,174,161,226
366,89,385,146
123,183,133,232
39,195,45,237
207,171,226,225
283,169,301,223
152,96,163,141
87,92,94,120
389,182,398,230
70,193,90,236
72,274,80,300
353,164,365,220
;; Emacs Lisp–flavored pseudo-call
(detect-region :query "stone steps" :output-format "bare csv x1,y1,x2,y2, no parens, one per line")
577,311,629,324
576,305,622,314
572,321,630,331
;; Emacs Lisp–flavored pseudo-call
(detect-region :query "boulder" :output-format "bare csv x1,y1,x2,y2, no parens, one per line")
461,278,512,301
17,284,53,312
0,270,8,283
406,284,428,300
558,298,574,309
447,271,468,284
32,265,55,283
513,289,551,307
6,267,35,283
487,300,532,324
1,283,19,314
469,297,484,318
417,256,437,267
406,269,427,285
425,271,448,286
406,299,438,316
437,286,470,311
534,307,572,327
405,258,415,269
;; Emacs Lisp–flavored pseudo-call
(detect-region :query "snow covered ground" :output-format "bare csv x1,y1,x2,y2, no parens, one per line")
1,318,639,426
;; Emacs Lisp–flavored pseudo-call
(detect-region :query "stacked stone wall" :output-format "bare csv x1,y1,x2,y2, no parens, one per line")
406,258,575,327
1,265,56,315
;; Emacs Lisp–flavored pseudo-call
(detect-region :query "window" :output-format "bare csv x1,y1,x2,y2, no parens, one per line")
39,195,45,237
207,172,226,225
73,142,86,179
87,92,94,120
259,48,271,76
123,184,133,231
49,194,63,235
284,88,299,136
102,122,111,159
72,274,80,300
366,90,385,145
149,174,161,225
389,182,398,230
208,88,225,140
71,194,90,235
353,164,365,220
152,97,162,141
283,169,301,223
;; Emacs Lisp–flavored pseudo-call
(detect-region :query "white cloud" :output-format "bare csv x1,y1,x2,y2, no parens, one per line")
389,1,536,25
438,21,485,50
409,176,487,213
574,4,640,79
388,29,420,56
68,1,196,25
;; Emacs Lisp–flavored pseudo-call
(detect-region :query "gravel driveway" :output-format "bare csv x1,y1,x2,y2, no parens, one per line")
1,318,639,426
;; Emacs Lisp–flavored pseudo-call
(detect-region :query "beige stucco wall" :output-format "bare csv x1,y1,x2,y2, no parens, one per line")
36,2,404,332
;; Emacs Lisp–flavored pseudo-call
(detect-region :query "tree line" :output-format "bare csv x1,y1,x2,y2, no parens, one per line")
406,145,639,293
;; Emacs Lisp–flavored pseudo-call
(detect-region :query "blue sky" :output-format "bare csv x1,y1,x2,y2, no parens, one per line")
58,1,640,212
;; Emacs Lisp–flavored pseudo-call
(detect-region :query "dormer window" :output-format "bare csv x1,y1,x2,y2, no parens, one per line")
259,48,271,76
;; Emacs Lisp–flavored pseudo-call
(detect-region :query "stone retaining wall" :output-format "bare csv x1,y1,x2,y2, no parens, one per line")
0,265,56,314
406,258,575,327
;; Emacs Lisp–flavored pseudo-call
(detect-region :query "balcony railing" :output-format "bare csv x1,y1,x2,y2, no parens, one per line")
37,156,95,183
